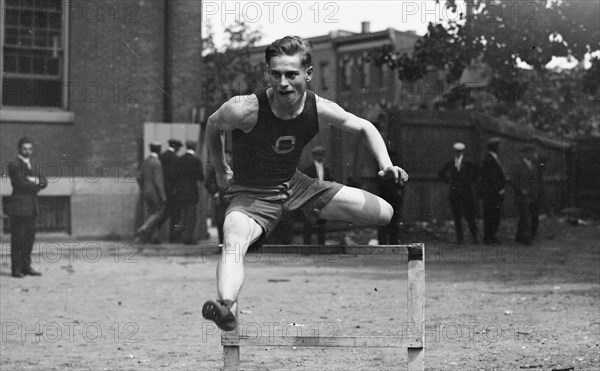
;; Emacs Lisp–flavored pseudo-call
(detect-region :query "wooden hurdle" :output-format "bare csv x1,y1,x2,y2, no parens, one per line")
220,243,425,371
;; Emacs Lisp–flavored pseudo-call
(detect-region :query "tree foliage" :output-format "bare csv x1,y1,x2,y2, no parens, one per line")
201,21,264,112
494,68,600,138
381,0,600,137
384,0,599,100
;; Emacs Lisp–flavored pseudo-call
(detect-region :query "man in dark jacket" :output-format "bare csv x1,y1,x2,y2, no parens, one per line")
480,137,506,244
135,142,166,243
204,151,232,244
301,146,332,245
7,137,48,278
438,142,479,243
510,146,542,245
157,139,183,242
178,140,204,244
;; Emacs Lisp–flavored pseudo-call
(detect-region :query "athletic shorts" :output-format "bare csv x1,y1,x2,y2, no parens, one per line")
223,170,343,250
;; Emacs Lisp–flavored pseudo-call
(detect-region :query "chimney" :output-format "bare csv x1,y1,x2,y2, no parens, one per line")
361,21,370,34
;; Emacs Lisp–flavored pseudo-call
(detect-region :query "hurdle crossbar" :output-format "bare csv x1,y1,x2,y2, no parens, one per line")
220,243,425,371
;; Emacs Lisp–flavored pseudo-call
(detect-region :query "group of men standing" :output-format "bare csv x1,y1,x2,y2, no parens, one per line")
439,138,544,245
135,139,204,244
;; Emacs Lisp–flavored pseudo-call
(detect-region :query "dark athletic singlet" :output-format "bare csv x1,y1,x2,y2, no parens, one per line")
232,89,319,187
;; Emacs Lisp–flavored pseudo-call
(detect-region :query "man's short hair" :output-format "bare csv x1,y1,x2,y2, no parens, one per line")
149,142,162,154
265,36,312,67
311,146,326,154
185,140,197,150
17,137,33,149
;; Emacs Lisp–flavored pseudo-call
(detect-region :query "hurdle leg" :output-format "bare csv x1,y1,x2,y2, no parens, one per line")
223,305,240,371
407,244,425,371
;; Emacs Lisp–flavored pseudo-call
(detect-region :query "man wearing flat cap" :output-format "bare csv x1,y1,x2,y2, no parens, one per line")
438,142,479,243
136,142,167,243
301,145,333,244
510,145,541,245
157,139,183,242
480,137,506,244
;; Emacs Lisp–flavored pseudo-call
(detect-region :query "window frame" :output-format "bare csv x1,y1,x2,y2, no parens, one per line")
378,62,390,91
319,60,330,91
359,53,371,90
340,54,353,92
0,0,72,122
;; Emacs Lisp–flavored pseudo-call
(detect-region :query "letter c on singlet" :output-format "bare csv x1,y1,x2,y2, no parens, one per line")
272,136,296,154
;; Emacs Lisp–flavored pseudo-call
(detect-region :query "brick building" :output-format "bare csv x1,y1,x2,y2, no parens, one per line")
1,0,203,238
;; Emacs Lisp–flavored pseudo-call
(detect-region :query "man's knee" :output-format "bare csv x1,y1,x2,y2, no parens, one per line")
223,212,262,249
377,200,394,225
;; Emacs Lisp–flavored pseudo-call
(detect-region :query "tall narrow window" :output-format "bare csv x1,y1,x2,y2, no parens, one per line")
340,55,353,91
2,0,65,107
360,53,371,89
320,60,329,91
378,63,390,89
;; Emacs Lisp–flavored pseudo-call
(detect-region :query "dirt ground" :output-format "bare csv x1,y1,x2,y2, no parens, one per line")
1,217,598,371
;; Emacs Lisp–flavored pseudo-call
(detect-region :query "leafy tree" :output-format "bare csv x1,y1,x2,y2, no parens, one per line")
380,0,599,137
201,21,264,112
382,0,599,102
517,68,600,137
583,57,600,95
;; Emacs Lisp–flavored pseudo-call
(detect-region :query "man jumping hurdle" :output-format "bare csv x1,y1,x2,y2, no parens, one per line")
202,36,409,331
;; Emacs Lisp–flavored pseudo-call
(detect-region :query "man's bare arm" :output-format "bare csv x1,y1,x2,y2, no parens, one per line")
206,96,258,182
316,96,408,183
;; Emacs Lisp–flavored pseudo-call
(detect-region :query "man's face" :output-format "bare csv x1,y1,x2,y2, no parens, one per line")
267,54,313,106
19,143,33,158
454,150,463,158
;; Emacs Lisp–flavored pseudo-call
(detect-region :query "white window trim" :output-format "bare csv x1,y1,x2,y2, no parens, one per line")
0,0,73,122
0,106,74,122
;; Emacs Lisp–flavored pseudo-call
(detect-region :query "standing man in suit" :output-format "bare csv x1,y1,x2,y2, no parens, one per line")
135,142,166,243
510,146,542,245
438,142,479,243
7,137,48,278
157,139,183,242
301,146,332,245
178,140,205,244
204,150,232,244
480,137,506,244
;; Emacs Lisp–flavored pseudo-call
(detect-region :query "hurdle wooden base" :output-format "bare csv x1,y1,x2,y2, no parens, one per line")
220,243,425,371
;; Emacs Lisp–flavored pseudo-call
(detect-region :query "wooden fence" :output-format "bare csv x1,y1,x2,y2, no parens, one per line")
328,110,575,223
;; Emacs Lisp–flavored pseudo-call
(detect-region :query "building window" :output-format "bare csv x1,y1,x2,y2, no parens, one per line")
2,196,71,234
320,61,329,91
360,53,371,89
340,55,353,91
378,63,390,90
1,0,67,108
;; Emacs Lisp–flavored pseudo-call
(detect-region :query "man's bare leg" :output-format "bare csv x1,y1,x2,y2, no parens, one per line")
217,211,263,314
319,186,393,226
